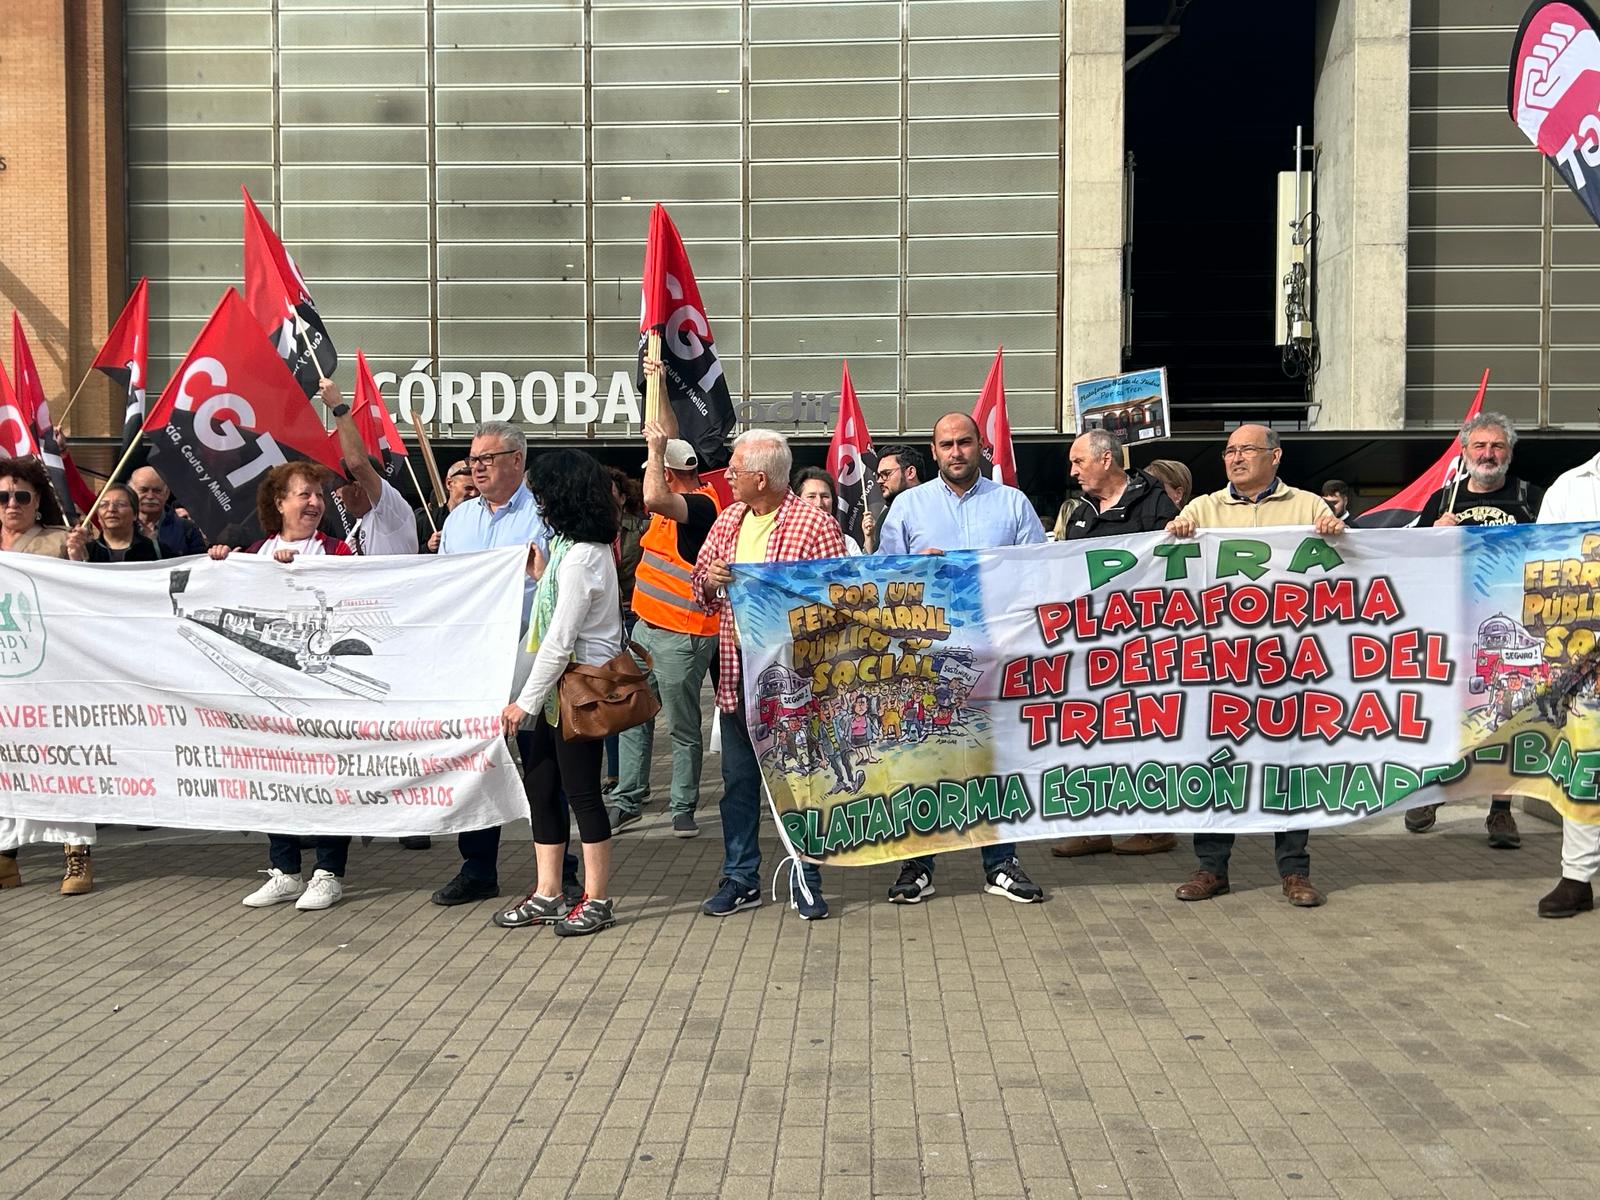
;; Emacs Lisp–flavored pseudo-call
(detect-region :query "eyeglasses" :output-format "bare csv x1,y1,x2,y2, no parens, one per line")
875,466,901,482
0,490,35,506
1222,445,1271,458
465,449,519,468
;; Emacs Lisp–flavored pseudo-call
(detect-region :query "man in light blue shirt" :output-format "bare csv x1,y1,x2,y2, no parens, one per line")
435,421,574,907
876,412,1047,907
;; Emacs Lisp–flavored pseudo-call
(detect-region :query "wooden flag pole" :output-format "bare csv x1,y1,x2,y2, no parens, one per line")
408,413,447,508
644,332,664,425
51,368,98,433
404,450,438,533
78,437,146,529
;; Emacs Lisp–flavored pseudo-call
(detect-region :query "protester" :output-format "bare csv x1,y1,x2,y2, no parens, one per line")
85,482,161,562
693,429,844,920
861,444,925,551
1166,424,1345,907
208,462,354,909
435,421,579,907
492,450,623,937
129,466,206,556
322,379,420,557
793,467,863,555
1145,459,1193,510
602,465,648,794
1534,449,1600,917
1406,412,1543,848
0,456,95,892
610,422,721,838
1051,430,1180,859
875,413,1048,905
1321,479,1353,520
416,460,478,554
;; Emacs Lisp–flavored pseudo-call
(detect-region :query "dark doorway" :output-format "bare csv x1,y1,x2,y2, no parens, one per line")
1123,2,1316,429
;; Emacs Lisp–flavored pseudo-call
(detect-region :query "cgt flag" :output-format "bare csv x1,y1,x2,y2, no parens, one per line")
242,186,337,398
92,277,150,457
352,350,405,478
971,346,1018,488
145,288,343,543
1510,2,1600,227
637,204,736,469
1354,369,1489,529
0,358,38,458
12,315,97,519
825,361,882,545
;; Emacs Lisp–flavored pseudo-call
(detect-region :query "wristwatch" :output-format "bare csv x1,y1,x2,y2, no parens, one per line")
331,403,351,418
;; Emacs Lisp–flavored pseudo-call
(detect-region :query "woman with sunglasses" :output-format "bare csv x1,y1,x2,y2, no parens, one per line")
0,457,96,893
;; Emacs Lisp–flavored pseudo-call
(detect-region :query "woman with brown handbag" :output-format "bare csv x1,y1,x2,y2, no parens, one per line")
494,449,625,937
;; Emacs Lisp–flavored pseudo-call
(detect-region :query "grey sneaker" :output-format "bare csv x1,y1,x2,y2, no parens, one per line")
553,896,616,937
609,805,641,832
491,892,565,928
672,812,700,838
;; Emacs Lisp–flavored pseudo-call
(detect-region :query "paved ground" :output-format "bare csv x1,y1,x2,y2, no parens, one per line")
2,800,1597,1200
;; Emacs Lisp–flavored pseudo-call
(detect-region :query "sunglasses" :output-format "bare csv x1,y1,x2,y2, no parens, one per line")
0,489,35,506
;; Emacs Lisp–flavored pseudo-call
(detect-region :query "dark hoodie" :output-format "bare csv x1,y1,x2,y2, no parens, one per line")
1061,469,1178,540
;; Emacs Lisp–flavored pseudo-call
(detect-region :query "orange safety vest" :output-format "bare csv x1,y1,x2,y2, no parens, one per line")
632,484,721,637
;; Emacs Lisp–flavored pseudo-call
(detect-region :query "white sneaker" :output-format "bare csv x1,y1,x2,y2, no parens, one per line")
295,869,343,911
243,868,304,907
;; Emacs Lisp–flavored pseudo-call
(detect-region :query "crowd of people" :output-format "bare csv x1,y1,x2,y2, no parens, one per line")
3,397,1598,930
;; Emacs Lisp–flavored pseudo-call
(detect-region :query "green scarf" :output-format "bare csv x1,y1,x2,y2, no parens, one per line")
524,535,574,723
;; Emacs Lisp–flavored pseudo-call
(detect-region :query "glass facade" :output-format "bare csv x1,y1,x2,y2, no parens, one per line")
126,0,1064,438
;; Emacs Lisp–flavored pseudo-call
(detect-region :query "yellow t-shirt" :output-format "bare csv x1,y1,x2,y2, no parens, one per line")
733,506,779,564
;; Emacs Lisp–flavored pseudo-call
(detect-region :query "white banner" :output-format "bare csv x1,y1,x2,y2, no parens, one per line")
0,547,530,836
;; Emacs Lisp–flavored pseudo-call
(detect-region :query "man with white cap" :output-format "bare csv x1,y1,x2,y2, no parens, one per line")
608,420,723,837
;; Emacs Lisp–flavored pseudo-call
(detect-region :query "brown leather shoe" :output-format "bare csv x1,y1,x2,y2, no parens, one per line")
1404,803,1439,833
61,845,92,896
1113,833,1177,855
1537,876,1594,918
1281,874,1324,907
1175,870,1229,901
1052,835,1114,858
0,854,19,889
1485,810,1521,849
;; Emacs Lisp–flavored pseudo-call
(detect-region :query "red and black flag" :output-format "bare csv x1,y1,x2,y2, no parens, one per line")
0,359,37,458
1354,369,1489,529
825,361,882,545
352,350,405,478
91,277,150,456
242,186,337,398
971,346,1018,488
145,288,343,541
638,204,736,469
12,314,97,519
1510,3,1600,227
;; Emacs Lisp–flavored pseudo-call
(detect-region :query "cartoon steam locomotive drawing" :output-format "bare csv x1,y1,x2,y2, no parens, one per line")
168,568,394,705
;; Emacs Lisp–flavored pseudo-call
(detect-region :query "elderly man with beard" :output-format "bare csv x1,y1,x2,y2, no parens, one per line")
1406,412,1543,848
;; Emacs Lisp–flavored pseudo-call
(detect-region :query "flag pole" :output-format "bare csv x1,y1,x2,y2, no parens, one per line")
408,413,447,508
403,449,438,533
51,368,98,432
78,437,145,529
645,332,663,425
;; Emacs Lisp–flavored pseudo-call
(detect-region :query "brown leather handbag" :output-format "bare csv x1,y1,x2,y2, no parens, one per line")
557,641,660,742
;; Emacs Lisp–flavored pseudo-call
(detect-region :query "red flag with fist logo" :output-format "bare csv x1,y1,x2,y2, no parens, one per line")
12,314,96,518
1510,2,1600,227
145,288,342,541
352,350,405,478
971,347,1018,488
825,361,882,546
242,187,338,398
637,204,737,469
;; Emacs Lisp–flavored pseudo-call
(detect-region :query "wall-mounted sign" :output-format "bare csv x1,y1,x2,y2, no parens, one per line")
1072,367,1170,445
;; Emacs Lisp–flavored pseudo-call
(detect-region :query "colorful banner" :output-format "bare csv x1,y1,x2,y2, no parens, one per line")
729,523,1600,868
0,547,530,836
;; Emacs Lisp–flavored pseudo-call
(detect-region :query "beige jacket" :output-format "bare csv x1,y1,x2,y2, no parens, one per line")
3,526,70,558
1176,482,1330,530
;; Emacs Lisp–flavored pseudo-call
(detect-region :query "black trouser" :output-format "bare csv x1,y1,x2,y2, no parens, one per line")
457,729,579,886
525,714,610,845
1193,830,1309,878
269,835,350,877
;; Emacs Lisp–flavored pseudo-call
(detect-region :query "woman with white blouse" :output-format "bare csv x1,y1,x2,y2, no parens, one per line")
493,449,624,937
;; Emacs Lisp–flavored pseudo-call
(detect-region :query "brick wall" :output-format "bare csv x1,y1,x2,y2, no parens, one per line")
0,0,125,480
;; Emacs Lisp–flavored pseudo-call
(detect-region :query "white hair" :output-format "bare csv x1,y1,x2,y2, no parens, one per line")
733,428,792,484
475,421,526,457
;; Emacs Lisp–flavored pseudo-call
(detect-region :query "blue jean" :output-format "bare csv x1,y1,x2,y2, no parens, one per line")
912,842,1018,878
269,835,349,878
603,614,640,778
719,700,819,894
458,729,578,887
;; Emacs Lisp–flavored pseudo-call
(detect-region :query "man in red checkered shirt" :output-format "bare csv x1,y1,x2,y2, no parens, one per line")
693,428,845,921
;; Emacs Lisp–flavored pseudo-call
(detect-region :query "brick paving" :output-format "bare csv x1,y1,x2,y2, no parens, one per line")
2,802,1597,1200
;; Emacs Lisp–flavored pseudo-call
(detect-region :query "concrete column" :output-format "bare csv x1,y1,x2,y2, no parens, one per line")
1060,0,1126,427
1311,0,1409,430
